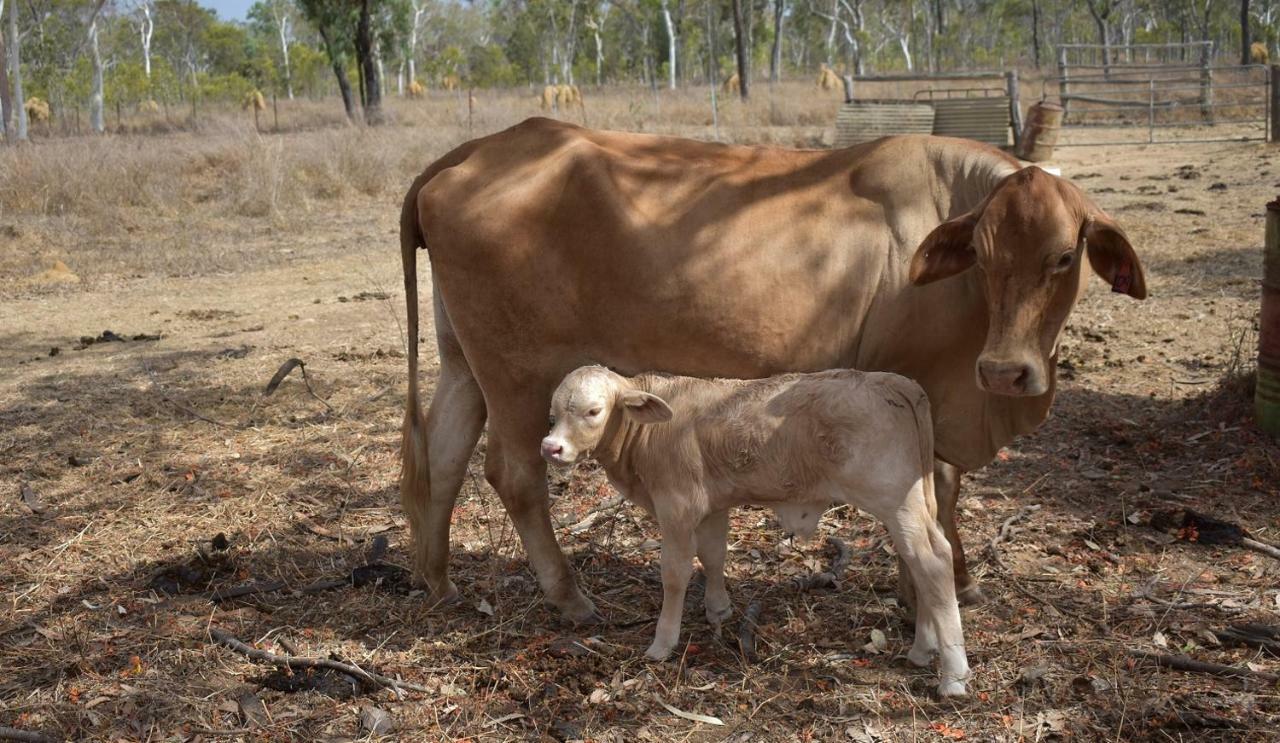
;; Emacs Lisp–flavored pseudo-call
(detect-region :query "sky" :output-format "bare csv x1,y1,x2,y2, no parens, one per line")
205,0,254,21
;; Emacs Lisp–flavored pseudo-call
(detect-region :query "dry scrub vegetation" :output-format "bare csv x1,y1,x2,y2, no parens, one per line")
2,84,1280,742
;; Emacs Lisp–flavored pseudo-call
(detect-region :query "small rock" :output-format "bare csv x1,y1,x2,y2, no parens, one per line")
359,706,394,736
1207,182,1227,191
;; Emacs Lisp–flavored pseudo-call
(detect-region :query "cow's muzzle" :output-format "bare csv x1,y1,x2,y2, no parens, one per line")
976,356,1047,397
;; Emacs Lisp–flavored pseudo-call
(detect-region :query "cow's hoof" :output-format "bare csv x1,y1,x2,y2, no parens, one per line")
555,592,601,626
936,679,968,698
644,643,674,661
957,583,986,606
425,580,461,610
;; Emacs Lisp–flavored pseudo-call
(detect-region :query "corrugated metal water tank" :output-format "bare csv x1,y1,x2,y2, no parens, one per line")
834,102,935,147
930,97,1011,147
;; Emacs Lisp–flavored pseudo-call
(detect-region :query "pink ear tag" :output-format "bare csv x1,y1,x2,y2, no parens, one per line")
1111,260,1133,294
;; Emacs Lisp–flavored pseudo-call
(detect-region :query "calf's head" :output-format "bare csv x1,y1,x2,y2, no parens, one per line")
541,366,673,466
909,166,1146,397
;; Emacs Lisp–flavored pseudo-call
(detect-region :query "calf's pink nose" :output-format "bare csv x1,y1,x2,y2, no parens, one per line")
541,439,563,460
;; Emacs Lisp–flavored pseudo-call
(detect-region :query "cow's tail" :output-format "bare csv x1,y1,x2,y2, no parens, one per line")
399,141,482,585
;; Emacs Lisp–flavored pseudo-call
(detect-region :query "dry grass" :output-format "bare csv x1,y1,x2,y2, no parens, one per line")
1,84,1279,741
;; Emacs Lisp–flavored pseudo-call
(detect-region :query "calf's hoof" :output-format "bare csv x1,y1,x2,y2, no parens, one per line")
957,583,986,607
936,679,968,698
705,602,733,630
644,642,674,661
906,644,936,668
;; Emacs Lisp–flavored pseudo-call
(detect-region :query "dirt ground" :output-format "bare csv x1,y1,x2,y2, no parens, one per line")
2,117,1279,742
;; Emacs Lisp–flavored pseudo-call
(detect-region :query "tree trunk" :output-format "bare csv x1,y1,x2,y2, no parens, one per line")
278,15,293,98
770,0,784,83
318,25,356,121
355,0,382,123
731,0,750,99
1087,0,1112,76
141,3,153,79
9,0,24,140
1242,0,1253,65
90,18,105,133
0,0,9,140
1031,0,1041,68
661,0,676,89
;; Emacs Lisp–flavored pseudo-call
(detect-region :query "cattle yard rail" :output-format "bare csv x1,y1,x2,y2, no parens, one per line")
838,71,1025,149
1047,42,1272,146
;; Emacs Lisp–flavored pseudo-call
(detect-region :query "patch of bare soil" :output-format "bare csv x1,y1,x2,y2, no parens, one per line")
1,137,1278,741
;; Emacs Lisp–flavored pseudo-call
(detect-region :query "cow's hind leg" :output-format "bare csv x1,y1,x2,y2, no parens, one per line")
695,510,732,630
402,303,486,606
484,409,597,624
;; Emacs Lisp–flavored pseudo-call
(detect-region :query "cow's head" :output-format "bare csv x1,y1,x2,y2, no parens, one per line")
908,166,1145,397
542,366,672,466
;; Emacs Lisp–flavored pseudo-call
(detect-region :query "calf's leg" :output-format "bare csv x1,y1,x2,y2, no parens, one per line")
484,410,597,624
695,510,732,629
888,493,969,698
647,518,696,661
897,459,982,612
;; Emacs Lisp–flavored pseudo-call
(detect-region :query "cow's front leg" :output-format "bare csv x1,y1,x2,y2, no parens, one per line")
934,460,982,605
695,510,732,630
646,520,696,661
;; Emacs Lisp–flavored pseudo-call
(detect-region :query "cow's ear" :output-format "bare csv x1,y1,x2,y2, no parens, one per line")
1084,213,1146,299
620,390,673,424
909,213,979,285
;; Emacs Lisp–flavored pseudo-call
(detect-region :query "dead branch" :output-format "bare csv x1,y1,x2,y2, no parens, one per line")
787,537,851,591
1130,650,1279,682
1213,624,1280,655
264,358,333,412
207,627,428,694
564,494,627,535
0,727,57,743
988,504,1041,563
1241,537,1280,561
737,600,763,663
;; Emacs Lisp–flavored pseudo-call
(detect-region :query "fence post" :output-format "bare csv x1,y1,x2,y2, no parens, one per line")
1148,79,1155,144
1271,65,1280,143
1057,46,1070,122
842,75,855,104
1199,41,1213,123
1006,70,1022,150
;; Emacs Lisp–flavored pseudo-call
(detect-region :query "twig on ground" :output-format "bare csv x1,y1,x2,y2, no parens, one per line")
1213,624,1280,655
207,627,428,694
0,727,56,743
738,600,763,663
988,504,1041,562
1241,537,1280,561
207,575,351,602
787,536,851,591
264,358,333,412
1130,650,1279,682
564,494,627,535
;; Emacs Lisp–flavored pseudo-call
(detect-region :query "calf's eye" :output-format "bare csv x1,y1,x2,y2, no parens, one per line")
1054,252,1074,272
547,415,556,428
587,407,602,417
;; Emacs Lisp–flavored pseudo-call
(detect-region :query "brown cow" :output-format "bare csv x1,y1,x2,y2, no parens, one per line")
542,366,969,696
399,119,1146,622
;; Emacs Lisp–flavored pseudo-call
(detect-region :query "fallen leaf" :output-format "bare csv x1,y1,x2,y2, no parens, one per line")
862,629,888,654
658,699,724,726
1153,630,1169,648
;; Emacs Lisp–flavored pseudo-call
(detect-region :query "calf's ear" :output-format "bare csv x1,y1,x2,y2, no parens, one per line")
909,213,979,286
1084,213,1146,299
620,390,674,424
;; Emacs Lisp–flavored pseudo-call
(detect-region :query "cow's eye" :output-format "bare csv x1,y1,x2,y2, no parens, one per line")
548,415,556,428
587,407,602,418
1054,251,1075,272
